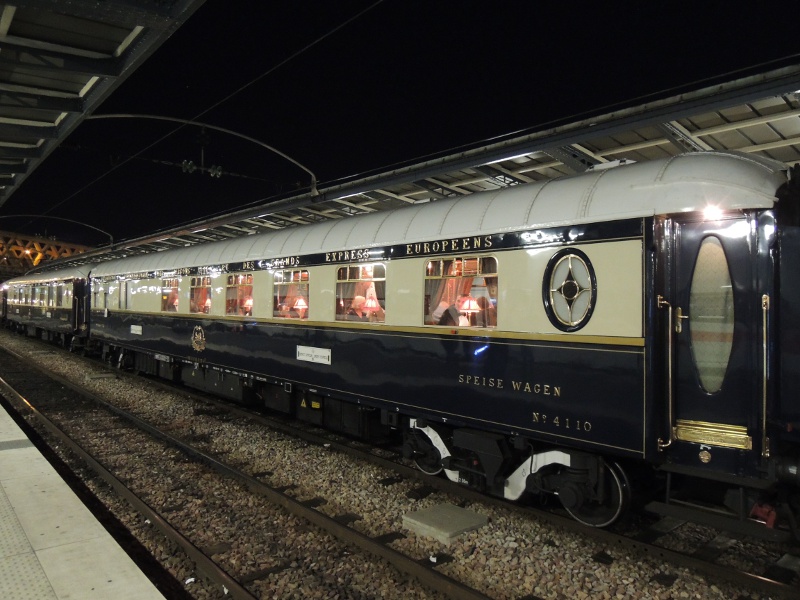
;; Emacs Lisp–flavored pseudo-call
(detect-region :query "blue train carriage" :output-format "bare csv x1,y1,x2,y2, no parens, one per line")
88,151,800,532
3,265,94,349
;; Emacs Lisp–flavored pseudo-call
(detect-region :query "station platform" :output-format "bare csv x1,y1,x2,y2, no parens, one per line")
0,402,165,599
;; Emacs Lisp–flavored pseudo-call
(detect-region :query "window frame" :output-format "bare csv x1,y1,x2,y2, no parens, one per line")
273,269,309,320
335,262,386,323
189,276,212,314
161,278,180,312
225,273,254,316
424,255,498,327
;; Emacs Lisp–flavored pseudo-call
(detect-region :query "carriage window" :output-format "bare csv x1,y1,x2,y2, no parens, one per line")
161,278,180,312
92,283,106,309
37,286,46,306
689,236,734,393
118,281,127,309
47,286,55,307
56,284,64,308
226,273,254,316
190,276,212,313
424,256,498,327
273,269,308,319
336,263,385,322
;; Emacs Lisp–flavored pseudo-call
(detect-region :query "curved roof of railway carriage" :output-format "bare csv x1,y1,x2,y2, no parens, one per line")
4,263,93,285
84,151,786,278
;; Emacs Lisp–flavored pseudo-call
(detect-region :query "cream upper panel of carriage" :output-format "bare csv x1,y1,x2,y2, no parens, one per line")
499,240,643,338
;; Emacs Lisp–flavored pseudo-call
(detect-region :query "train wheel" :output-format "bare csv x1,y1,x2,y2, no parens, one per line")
407,430,443,475
414,449,443,475
561,461,630,528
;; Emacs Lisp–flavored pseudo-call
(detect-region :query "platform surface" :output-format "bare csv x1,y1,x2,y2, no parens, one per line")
0,402,165,599
403,503,488,545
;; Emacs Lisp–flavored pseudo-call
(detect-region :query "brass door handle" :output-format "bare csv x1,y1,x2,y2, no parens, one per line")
675,306,689,333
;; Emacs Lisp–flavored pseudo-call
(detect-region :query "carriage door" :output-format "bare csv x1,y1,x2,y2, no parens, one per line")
667,215,760,458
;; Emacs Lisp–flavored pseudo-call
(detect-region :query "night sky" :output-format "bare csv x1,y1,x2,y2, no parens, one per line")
3,1,800,246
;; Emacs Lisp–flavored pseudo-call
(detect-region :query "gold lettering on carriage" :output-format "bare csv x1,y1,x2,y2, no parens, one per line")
325,248,371,262
259,256,300,269
458,375,504,389
406,236,493,257
531,413,592,432
457,374,561,397
511,381,561,397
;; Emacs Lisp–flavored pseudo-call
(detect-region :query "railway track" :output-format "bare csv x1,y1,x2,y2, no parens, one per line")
0,328,798,599
176,392,800,600
0,342,498,599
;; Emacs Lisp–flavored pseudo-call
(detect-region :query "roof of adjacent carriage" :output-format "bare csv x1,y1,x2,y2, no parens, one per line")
4,263,92,285
87,151,786,278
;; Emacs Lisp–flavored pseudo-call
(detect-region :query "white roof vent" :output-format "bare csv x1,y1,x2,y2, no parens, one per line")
588,158,636,171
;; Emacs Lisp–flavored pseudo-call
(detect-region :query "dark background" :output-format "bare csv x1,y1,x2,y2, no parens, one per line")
3,1,799,245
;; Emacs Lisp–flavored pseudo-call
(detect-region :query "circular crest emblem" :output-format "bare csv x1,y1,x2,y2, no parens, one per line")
542,248,597,332
191,325,206,352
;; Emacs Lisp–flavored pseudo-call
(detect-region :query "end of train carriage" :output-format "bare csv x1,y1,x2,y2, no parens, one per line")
2,267,93,350
1,283,7,324
635,158,800,540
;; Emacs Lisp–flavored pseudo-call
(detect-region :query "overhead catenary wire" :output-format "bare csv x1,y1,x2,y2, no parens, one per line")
35,1,385,226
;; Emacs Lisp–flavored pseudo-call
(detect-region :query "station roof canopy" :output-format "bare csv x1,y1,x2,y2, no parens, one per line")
0,0,204,209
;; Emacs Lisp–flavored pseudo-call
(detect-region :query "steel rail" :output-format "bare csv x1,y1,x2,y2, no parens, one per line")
138,372,800,600
0,374,257,600
0,344,495,600
88,392,495,600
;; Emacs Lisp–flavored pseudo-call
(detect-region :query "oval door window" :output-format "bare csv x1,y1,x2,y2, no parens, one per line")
689,236,734,393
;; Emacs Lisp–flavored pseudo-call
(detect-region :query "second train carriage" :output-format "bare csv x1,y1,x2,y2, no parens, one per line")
3,265,93,349
4,151,800,532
